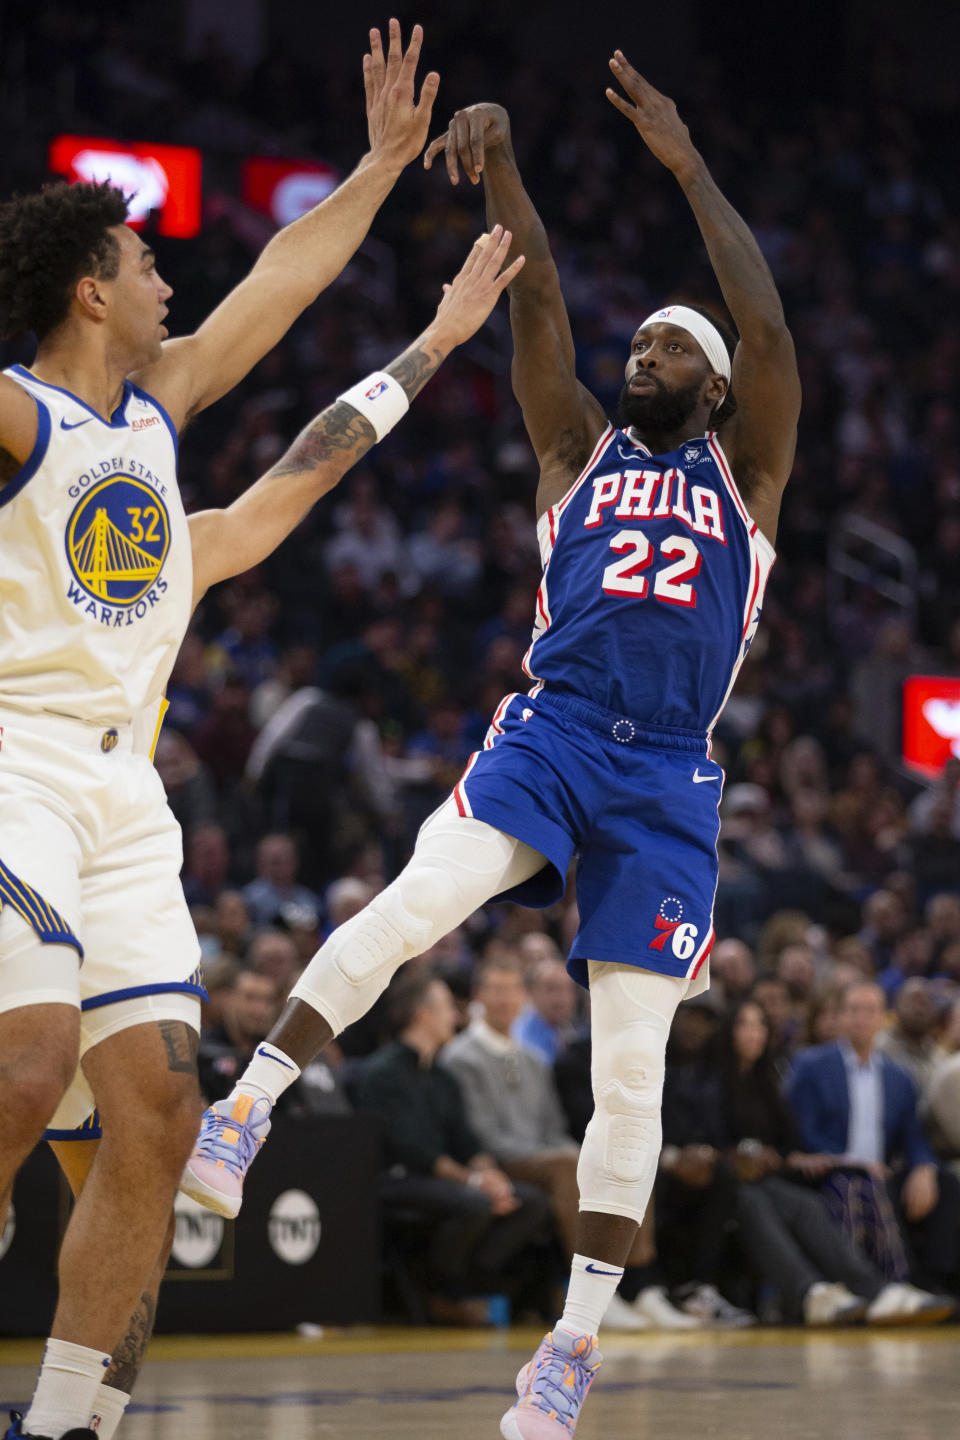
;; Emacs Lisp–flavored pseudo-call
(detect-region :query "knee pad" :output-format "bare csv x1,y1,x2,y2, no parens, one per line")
290,867,456,1035
577,1027,665,1222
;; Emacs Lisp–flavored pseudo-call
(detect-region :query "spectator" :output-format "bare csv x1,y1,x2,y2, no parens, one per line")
658,994,757,1328
243,832,321,927
213,890,253,958
356,973,550,1318
248,927,302,998
787,982,960,1300
443,957,659,1331
876,978,945,1093
153,729,219,834
857,889,907,973
182,823,231,907
513,958,578,1065
711,939,757,1008
722,1000,949,1325
751,976,798,1068
199,968,281,1101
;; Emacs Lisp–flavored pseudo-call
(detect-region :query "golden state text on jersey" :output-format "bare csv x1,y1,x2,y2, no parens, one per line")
524,424,775,734
0,367,192,726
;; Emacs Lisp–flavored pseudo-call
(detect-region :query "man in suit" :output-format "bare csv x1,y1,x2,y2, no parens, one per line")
787,982,959,1301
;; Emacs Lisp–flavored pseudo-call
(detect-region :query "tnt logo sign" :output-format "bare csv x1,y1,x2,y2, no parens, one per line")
649,897,699,961
365,380,389,402
903,676,960,779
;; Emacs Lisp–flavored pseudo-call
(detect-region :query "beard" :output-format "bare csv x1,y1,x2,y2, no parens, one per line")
616,375,703,435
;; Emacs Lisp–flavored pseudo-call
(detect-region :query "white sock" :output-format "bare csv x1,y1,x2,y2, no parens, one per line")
25,1338,111,1438
233,1042,301,1107
559,1253,625,1337
89,1384,131,1440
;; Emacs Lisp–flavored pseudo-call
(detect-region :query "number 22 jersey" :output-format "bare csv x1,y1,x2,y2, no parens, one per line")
523,423,775,735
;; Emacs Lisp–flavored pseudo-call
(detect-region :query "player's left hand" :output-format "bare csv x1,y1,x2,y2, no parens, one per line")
432,226,525,345
364,19,440,174
605,51,701,181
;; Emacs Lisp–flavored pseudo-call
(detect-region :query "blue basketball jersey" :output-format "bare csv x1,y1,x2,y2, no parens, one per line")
523,424,775,735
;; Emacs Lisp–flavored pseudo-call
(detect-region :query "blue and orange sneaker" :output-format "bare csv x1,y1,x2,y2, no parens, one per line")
179,1093,272,1218
500,1328,602,1439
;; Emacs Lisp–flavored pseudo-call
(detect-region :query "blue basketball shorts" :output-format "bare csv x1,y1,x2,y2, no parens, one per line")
452,689,721,990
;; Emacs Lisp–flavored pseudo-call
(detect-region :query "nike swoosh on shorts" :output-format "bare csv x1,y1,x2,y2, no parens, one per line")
692,769,720,783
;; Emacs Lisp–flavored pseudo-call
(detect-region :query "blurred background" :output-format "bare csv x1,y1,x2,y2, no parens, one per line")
2,0,960,1335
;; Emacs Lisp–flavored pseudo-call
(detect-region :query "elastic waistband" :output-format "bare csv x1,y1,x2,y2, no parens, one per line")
535,689,709,753
0,703,134,754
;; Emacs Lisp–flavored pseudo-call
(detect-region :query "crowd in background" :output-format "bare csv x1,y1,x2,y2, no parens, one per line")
4,3,960,1326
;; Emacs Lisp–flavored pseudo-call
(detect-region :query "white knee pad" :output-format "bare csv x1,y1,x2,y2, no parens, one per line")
577,1031,664,1223
290,862,468,1035
577,961,687,1225
291,801,545,1036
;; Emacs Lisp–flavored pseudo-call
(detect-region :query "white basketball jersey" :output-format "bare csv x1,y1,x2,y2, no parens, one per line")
0,366,193,726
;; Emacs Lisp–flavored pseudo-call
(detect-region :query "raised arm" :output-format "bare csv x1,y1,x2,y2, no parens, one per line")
188,227,523,606
607,52,800,542
133,21,439,431
425,105,607,512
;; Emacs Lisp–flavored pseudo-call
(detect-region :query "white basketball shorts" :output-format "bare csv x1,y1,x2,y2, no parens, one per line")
0,704,204,1054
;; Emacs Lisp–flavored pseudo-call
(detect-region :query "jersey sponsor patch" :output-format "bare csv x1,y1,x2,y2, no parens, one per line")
65,475,171,619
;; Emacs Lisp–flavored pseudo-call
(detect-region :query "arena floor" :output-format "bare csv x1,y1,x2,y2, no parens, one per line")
0,1326,953,1438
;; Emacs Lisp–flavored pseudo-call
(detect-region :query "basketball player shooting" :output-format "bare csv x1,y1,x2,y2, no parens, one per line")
0,21,451,1440
182,49,800,1440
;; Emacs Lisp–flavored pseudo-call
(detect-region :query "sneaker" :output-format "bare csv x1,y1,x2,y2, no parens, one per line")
602,1293,650,1332
500,1328,602,1439
802,1282,867,1326
179,1093,272,1218
865,1282,956,1327
6,1414,96,1440
676,1283,757,1329
632,1285,702,1330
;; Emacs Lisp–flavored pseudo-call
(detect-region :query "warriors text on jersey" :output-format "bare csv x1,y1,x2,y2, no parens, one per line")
0,367,192,726
524,423,775,735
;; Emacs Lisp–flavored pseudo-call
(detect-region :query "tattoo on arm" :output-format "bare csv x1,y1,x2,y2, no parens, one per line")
270,400,376,478
385,341,445,403
104,1290,156,1394
158,1020,199,1076
269,341,445,480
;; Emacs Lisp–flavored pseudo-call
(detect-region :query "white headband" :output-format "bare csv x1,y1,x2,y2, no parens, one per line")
639,305,732,383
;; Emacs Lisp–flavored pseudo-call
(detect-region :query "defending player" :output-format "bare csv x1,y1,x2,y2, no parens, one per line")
0,23,449,1439
183,52,800,1439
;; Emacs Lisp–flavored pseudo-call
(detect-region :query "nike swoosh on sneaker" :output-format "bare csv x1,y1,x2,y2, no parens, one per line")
584,1263,622,1276
692,769,720,783
257,1046,296,1069
60,416,93,430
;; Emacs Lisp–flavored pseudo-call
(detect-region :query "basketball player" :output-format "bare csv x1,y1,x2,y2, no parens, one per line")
0,23,468,1439
184,50,800,1438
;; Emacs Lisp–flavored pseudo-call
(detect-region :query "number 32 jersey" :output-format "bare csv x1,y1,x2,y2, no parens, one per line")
523,423,775,735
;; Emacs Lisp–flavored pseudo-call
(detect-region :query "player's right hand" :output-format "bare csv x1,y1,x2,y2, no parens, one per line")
431,226,524,345
364,19,440,174
424,102,510,185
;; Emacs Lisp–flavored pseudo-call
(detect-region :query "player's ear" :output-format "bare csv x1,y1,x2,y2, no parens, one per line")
74,274,110,325
706,374,727,410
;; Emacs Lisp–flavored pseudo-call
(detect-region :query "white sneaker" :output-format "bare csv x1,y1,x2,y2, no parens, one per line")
803,1282,867,1326
632,1286,702,1330
678,1283,757,1329
865,1283,956,1326
603,1293,651,1331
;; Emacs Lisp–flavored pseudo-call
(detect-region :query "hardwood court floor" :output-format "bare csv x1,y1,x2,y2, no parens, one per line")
1,1326,957,1439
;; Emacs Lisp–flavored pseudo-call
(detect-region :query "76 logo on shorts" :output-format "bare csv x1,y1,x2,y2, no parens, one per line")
649,897,699,960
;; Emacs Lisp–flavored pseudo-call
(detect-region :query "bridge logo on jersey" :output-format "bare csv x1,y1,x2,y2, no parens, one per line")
65,475,171,609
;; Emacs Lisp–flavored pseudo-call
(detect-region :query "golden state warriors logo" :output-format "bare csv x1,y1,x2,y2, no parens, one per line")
65,476,170,606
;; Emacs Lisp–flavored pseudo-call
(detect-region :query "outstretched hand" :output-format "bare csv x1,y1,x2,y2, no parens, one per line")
364,19,440,174
433,226,524,345
424,102,510,185
605,50,700,182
